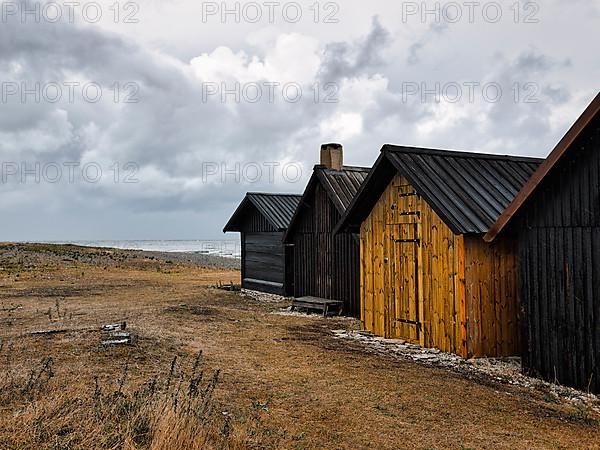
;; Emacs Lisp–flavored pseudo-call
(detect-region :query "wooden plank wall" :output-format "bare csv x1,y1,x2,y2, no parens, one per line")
244,232,285,283
520,227,600,393
361,175,466,355
239,206,287,295
515,116,599,392
463,236,520,357
240,206,277,233
292,183,361,316
361,174,520,358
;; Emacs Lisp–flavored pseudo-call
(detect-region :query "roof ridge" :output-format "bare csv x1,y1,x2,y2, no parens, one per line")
224,192,302,232
383,144,543,163
315,165,370,172
247,192,302,197
340,165,370,171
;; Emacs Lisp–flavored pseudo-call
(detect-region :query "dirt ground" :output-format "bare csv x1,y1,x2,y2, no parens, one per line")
0,244,599,450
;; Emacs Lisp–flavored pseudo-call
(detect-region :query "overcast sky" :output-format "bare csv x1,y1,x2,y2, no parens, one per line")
1,0,598,241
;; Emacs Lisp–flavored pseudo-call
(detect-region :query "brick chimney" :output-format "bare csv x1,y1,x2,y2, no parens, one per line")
320,143,343,171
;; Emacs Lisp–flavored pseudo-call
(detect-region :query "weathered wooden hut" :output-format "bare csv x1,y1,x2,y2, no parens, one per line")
335,145,542,357
283,144,369,316
224,193,301,295
485,93,600,392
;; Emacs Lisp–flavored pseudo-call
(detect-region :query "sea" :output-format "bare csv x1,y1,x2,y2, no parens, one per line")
41,240,241,259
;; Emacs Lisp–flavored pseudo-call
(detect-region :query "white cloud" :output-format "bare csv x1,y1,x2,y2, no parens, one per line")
337,75,389,111
189,33,321,85
320,112,364,141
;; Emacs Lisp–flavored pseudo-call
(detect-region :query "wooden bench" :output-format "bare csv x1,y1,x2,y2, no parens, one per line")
291,296,344,317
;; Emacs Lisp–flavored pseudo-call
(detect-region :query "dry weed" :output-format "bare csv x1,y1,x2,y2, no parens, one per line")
0,348,237,450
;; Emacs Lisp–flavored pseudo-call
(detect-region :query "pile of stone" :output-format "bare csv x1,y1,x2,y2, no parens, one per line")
101,322,131,346
240,289,289,303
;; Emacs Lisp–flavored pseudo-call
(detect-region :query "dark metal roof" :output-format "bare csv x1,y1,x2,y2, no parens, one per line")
335,146,543,235
223,193,302,232
485,92,600,242
316,166,370,213
283,165,370,242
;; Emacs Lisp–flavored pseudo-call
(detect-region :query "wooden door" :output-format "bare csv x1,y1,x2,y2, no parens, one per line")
387,185,422,342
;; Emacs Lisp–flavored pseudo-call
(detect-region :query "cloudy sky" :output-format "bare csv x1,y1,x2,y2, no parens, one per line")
1,0,598,241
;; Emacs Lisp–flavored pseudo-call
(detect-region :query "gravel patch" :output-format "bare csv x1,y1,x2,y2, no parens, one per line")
274,306,358,320
241,289,289,303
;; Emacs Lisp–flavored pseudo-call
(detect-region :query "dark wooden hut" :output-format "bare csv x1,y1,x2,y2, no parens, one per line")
224,193,301,295
283,144,369,317
485,93,600,392
336,145,542,357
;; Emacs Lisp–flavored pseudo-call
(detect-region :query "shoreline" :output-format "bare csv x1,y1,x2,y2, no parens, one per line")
0,242,241,271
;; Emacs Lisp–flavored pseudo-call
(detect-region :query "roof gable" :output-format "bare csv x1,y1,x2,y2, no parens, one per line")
283,165,369,241
335,146,542,235
485,92,600,242
223,193,301,232
316,166,370,213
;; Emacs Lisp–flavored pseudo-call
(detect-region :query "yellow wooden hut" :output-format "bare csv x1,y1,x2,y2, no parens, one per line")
335,146,542,357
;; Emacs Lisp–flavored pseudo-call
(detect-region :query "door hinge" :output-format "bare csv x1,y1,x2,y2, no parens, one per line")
398,211,420,218
396,318,422,329
398,191,418,198
394,239,420,246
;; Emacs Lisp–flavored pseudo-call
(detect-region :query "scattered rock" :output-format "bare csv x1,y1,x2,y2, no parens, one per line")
331,330,600,412
413,354,439,361
102,322,126,332
29,329,71,336
101,322,131,346
273,306,357,320
386,339,406,345
241,289,289,303
274,306,318,317
209,281,240,292
101,337,131,346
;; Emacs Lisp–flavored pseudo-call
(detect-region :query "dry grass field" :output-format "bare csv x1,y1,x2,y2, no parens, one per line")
0,243,599,450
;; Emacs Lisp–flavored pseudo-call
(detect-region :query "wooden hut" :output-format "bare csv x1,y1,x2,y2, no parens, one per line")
335,145,542,357
485,93,600,392
224,193,301,295
283,144,369,316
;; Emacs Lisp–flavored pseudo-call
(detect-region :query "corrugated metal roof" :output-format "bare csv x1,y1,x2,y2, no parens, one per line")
317,166,370,214
247,193,302,230
223,193,302,232
335,146,543,235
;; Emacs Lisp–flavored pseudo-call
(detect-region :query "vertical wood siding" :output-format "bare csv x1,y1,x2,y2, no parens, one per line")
464,236,520,357
516,116,599,392
361,174,520,357
291,183,360,316
239,207,277,233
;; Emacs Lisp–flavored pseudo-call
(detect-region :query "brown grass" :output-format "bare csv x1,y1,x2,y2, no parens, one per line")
0,243,599,450
0,343,236,449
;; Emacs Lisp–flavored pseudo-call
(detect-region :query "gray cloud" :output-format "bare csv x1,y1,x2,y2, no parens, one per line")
318,16,391,82
0,0,598,240
407,23,447,66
